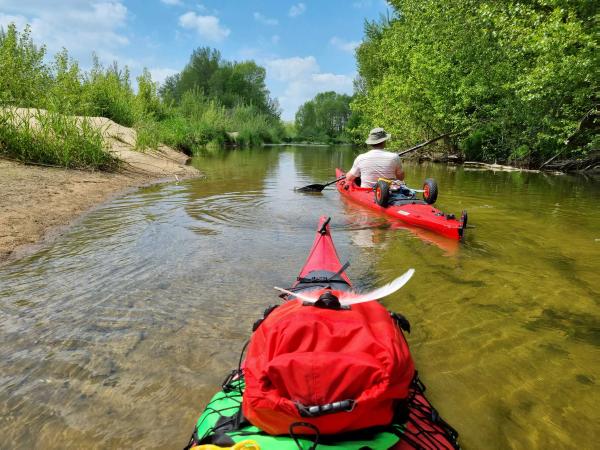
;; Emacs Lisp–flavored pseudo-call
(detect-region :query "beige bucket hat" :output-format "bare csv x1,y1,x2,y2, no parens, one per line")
365,127,391,145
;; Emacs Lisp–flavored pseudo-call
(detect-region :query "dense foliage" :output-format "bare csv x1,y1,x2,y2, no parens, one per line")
156,47,284,150
161,47,279,118
351,0,598,165
294,91,355,143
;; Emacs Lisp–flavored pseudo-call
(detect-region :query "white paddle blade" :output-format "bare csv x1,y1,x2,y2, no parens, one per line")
274,286,319,303
339,269,415,306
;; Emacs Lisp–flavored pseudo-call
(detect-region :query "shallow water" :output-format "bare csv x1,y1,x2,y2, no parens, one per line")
0,146,598,449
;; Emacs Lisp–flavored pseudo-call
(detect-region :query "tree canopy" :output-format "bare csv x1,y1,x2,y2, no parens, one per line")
160,47,279,119
295,91,354,142
351,0,598,164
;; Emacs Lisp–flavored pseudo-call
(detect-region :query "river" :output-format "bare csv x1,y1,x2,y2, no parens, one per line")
0,146,598,449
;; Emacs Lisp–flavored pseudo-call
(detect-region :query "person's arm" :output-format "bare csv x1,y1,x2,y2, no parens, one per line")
395,157,405,181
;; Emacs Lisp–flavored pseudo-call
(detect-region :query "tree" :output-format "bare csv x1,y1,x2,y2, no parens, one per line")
295,91,354,142
0,24,50,106
158,47,279,119
351,0,598,164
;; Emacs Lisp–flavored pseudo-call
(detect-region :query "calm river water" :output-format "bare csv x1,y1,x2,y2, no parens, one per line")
1,146,598,449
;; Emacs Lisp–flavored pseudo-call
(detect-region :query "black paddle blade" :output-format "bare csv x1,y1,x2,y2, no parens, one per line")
296,176,345,193
295,184,327,193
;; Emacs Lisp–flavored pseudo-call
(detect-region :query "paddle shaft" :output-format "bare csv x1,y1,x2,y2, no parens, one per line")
396,133,450,157
321,176,345,188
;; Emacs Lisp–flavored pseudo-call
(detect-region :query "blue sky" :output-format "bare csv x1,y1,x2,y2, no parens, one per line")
0,0,389,120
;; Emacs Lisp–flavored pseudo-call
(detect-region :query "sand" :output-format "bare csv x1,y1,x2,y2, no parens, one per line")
0,111,201,265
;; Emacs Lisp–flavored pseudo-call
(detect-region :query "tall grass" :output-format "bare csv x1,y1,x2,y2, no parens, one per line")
0,108,118,170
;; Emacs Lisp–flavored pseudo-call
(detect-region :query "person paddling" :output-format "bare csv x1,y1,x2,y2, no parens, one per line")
345,127,405,188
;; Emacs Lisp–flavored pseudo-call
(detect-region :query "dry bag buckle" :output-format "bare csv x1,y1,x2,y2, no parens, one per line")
296,399,356,417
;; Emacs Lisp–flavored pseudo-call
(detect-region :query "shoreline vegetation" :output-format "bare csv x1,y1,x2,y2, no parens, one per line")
2,18,598,174
349,1,598,172
0,24,287,171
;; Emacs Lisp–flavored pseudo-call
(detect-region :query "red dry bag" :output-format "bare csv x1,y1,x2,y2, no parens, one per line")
242,297,415,435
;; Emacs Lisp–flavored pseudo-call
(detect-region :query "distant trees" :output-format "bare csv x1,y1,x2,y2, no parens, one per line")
160,47,280,119
295,91,354,142
351,0,598,165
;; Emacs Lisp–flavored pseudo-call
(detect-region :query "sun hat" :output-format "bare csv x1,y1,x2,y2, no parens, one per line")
365,127,391,145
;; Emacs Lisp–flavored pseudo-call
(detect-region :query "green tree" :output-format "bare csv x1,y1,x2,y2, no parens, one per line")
47,48,84,113
352,0,598,164
160,47,279,119
295,91,354,142
0,24,50,106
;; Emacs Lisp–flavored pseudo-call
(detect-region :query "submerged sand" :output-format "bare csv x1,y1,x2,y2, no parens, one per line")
0,111,201,265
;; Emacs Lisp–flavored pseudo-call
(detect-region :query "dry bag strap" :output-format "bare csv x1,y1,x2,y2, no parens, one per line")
295,399,356,417
289,422,320,450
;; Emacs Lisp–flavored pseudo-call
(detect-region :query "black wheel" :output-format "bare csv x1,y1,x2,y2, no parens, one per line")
423,178,438,204
374,180,390,207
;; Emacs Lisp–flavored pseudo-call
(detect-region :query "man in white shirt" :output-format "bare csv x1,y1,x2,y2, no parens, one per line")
346,127,405,188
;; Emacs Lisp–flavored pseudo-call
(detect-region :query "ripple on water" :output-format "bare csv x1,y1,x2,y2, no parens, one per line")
1,148,599,448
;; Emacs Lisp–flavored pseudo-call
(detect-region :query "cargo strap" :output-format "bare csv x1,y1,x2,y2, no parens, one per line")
296,261,350,285
393,372,461,450
296,399,356,417
289,422,320,450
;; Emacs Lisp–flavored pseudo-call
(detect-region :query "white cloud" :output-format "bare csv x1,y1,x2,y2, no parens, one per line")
266,56,353,120
253,12,278,26
288,3,306,18
0,1,130,59
266,56,319,82
149,67,179,85
271,34,280,44
178,11,230,42
161,0,183,5
329,36,360,53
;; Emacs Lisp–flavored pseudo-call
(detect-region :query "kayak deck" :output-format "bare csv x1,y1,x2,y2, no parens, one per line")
335,168,466,240
288,216,352,296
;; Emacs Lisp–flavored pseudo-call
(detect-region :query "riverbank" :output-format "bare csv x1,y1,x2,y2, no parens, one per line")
0,122,201,265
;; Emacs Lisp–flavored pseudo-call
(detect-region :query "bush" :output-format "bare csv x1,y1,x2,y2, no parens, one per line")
82,56,136,127
0,108,118,170
0,24,50,107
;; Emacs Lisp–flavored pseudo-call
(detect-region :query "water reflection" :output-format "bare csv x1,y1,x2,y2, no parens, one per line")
0,146,598,449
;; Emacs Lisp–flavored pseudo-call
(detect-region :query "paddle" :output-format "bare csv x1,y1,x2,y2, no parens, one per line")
295,176,345,193
295,133,450,193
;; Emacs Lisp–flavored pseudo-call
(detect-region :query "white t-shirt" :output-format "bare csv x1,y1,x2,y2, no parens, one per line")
347,150,402,187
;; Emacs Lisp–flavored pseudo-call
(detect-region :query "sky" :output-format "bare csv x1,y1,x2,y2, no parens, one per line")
0,0,390,120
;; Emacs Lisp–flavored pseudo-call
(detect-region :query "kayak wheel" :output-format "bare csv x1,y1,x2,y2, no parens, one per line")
374,180,390,207
423,178,438,204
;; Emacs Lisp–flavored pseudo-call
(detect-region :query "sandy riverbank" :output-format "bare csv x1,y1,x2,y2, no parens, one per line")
0,113,201,265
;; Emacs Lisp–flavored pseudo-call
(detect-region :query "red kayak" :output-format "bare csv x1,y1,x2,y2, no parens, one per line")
335,168,466,240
